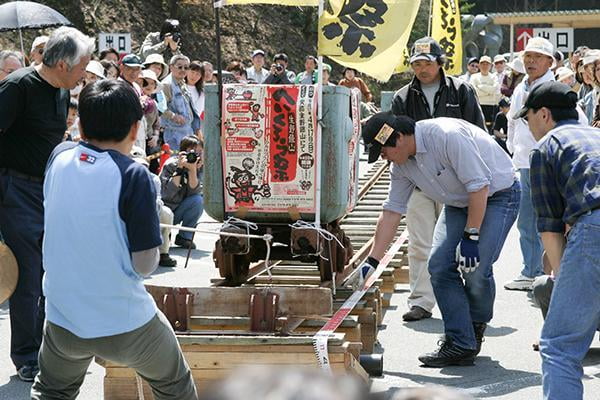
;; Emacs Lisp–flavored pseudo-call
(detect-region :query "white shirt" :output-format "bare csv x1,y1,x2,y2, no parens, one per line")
187,84,205,120
470,72,500,106
246,66,269,84
507,69,555,169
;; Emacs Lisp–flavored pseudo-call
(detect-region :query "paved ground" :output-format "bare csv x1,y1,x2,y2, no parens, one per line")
2,161,600,399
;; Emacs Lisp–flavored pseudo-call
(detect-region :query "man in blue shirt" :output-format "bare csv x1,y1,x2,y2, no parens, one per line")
521,81,600,400
358,112,519,367
31,80,197,399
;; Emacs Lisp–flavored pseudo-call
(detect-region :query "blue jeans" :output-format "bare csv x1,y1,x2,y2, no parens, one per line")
540,209,600,400
517,169,543,278
172,194,203,240
0,173,45,368
428,182,520,349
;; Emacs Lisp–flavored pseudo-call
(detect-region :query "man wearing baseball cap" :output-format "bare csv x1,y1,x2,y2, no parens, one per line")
388,36,485,324
522,81,600,399
246,49,268,84
470,55,501,132
358,111,518,367
505,37,556,291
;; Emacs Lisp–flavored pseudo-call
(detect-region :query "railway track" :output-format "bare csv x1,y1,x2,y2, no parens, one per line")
103,160,411,399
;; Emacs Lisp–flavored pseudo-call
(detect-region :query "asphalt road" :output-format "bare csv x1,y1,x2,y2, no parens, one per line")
2,163,599,399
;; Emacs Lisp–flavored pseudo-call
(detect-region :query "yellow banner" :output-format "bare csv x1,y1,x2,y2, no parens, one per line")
215,0,317,6
318,0,421,82
394,47,411,74
431,0,462,75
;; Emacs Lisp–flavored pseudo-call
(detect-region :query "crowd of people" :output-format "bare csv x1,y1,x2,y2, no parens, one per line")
0,16,599,400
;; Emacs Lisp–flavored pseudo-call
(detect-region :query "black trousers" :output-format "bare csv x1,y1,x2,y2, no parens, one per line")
0,171,45,368
481,104,498,134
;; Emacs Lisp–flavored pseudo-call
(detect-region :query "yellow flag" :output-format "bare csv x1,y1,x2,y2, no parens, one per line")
431,0,462,75
215,0,317,6
318,0,421,82
394,47,411,74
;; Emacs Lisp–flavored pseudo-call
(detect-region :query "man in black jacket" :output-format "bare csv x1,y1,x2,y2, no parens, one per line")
389,37,485,327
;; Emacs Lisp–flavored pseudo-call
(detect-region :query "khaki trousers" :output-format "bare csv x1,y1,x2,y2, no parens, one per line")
405,189,441,312
160,205,174,254
31,312,198,400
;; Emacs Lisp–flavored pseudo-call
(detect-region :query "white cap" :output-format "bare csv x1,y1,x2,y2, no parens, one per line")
85,60,105,79
479,55,492,64
31,35,49,52
524,37,555,64
493,54,506,64
582,49,600,66
507,57,525,74
555,67,575,82
140,69,163,91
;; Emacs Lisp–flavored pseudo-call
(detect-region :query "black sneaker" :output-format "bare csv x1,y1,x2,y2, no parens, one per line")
473,322,487,355
17,362,39,382
174,234,196,249
159,253,177,267
418,336,477,367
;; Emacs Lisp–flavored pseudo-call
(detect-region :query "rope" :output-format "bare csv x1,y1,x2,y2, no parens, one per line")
159,223,272,242
289,220,344,259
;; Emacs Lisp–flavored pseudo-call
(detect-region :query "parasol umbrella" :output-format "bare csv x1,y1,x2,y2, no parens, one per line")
0,1,72,57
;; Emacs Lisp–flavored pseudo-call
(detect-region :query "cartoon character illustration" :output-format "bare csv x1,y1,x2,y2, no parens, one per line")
225,88,237,100
249,103,264,122
225,159,271,206
253,128,264,139
242,90,253,100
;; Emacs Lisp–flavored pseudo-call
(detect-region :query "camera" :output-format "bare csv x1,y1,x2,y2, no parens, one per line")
275,64,284,73
186,151,199,164
172,31,182,43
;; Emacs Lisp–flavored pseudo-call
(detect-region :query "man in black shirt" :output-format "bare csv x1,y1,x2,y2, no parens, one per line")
0,27,94,382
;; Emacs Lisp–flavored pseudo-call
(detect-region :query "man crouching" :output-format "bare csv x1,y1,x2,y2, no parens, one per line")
31,80,198,399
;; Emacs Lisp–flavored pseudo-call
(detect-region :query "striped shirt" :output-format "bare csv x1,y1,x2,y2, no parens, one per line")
530,120,600,232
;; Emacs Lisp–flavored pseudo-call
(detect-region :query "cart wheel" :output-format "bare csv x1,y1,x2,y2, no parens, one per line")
318,241,333,282
213,240,250,285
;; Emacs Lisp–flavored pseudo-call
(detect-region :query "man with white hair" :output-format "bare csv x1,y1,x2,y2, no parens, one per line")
505,37,556,291
0,50,24,80
0,26,94,382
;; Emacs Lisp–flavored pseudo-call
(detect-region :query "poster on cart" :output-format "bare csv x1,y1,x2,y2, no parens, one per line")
221,84,318,214
346,88,361,213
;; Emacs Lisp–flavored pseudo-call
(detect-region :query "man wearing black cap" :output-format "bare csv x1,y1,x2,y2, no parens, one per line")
389,37,485,323
521,81,600,399
358,111,519,367
459,57,479,82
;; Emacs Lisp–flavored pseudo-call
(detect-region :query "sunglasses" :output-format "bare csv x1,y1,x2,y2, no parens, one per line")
174,65,190,71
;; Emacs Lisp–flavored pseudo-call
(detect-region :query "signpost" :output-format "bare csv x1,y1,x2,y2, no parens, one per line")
516,27,574,53
98,33,132,54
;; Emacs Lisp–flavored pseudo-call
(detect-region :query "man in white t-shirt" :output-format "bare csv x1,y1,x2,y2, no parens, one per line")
246,49,269,84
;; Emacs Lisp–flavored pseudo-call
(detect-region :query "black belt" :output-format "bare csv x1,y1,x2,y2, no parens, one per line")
0,168,44,183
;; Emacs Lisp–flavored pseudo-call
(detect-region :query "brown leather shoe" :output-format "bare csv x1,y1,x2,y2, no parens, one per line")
402,306,432,321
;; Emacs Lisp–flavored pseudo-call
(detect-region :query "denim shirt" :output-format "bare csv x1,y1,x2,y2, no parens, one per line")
160,76,196,137
383,118,516,214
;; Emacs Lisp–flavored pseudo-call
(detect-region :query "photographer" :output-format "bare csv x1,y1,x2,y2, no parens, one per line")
159,135,204,249
264,60,292,85
140,19,182,61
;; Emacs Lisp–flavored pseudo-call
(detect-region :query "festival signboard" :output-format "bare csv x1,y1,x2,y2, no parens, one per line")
221,84,318,214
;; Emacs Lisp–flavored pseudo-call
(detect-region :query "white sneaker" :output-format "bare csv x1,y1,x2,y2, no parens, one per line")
504,274,535,291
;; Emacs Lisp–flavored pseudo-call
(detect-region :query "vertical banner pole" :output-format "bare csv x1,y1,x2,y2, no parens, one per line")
214,1,226,218
427,0,434,36
316,0,334,291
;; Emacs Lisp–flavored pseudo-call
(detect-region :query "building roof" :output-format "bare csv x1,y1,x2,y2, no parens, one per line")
488,9,600,28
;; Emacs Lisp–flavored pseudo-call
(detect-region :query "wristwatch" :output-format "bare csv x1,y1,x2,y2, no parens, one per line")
463,227,480,241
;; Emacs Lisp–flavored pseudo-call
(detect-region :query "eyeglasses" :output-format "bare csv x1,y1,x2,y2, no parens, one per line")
174,65,189,71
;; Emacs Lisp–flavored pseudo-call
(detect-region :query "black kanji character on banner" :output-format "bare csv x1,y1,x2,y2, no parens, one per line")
322,0,389,58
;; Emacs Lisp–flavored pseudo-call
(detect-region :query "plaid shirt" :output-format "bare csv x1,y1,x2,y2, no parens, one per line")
530,120,600,232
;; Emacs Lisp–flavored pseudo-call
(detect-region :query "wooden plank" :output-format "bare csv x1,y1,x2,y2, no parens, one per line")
145,286,333,317
175,333,345,346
